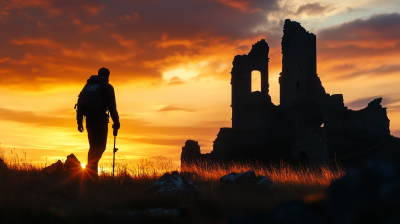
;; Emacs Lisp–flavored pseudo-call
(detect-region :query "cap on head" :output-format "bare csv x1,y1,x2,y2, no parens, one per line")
98,67,110,79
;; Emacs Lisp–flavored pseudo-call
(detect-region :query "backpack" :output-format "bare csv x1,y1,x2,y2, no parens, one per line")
75,75,108,116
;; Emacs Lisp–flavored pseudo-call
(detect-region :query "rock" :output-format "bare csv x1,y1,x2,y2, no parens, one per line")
255,175,277,189
220,170,257,184
220,170,276,189
148,171,199,196
64,153,82,172
0,157,7,170
327,159,400,224
42,160,64,173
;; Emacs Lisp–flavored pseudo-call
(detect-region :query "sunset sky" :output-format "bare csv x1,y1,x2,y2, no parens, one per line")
0,0,399,166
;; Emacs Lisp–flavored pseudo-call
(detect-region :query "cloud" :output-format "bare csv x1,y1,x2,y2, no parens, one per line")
119,137,186,147
316,13,400,82
295,2,335,17
167,76,185,85
0,0,282,91
0,107,72,128
391,130,400,138
346,96,382,110
318,13,400,47
1,1,399,99
199,120,231,127
329,63,356,72
338,64,400,80
11,38,63,48
0,107,148,129
0,106,218,146
158,105,196,112
216,0,279,13
388,105,400,112
345,96,400,110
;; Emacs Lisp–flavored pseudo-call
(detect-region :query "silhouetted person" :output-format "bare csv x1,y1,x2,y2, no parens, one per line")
76,67,120,178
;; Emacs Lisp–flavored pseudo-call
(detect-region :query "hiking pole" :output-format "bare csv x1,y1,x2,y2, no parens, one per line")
112,128,119,177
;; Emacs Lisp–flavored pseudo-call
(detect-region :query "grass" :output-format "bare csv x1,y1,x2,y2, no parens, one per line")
0,148,346,224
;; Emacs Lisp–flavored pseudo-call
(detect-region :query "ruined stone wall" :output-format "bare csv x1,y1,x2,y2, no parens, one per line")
340,98,390,139
279,103,324,140
231,40,274,130
181,140,202,167
212,127,279,160
319,94,345,134
279,19,326,109
182,19,394,167
291,131,335,164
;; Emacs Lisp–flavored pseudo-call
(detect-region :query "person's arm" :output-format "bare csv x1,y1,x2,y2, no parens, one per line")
105,84,120,130
77,109,84,132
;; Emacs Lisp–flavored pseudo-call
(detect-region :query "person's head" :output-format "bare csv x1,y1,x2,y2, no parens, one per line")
98,67,110,79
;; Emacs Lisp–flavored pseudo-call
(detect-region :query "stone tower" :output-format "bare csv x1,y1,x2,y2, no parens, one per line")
279,19,326,108
231,39,274,130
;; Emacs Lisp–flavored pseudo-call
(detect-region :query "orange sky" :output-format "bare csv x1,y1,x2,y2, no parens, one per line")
0,0,399,166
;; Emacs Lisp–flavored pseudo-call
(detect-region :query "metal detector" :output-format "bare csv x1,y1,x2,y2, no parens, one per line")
113,128,119,177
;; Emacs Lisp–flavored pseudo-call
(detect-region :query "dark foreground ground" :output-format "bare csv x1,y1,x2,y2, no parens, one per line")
0,158,344,224
2,156,400,224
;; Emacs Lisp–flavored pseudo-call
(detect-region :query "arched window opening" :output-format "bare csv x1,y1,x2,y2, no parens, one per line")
251,70,261,92
321,123,324,127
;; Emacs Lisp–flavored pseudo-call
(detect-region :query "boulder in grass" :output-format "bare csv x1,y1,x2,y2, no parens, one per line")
220,170,276,190
64,153,82,172
255,175,277,189
42,160,64,173
0,158,7,170
148,171,199,196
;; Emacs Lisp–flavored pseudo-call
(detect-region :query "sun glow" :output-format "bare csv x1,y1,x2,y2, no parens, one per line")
81,163,86,169
162,67,200,81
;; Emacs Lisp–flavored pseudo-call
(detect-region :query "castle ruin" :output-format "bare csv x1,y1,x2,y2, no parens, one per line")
181,19,398,167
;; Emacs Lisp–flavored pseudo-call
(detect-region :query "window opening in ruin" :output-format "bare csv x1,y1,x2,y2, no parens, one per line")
251,70,261,92
270,72,280,105
321,123,324,127
296,81,300,88
300,69,302,72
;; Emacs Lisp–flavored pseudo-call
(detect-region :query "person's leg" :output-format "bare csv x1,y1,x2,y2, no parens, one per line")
86,122,108,178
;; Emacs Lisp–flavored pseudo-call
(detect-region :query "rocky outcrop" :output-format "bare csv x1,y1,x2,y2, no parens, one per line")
148,171,199,196
64,153,82,172
220,170,276,189
42,160,64,173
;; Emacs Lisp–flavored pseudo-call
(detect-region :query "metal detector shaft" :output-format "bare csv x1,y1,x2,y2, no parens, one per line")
112,135,118,177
